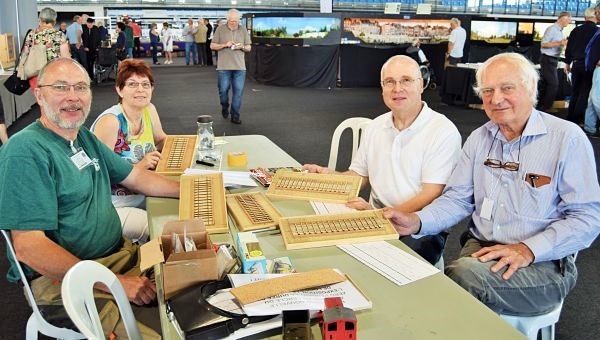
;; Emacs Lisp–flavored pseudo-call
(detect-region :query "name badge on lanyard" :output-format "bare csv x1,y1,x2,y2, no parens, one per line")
70,148,94,171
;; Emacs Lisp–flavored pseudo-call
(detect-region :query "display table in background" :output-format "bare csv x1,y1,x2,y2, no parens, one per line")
148,134,524,340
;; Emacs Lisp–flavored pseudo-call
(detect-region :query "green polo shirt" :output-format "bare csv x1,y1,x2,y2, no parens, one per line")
0,121,133,282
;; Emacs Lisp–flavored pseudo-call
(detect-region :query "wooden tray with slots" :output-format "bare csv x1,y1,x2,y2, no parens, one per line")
279,210,398,250
226,192,282,231
155,135,197,175
266,171,362,203
179,173,229,233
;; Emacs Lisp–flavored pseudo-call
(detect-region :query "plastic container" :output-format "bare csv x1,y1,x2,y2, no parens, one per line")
197,115,214,151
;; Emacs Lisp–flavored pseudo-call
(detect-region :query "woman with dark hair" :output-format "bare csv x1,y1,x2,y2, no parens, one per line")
115,21,127,60
90,59,167,243
21,7,70,89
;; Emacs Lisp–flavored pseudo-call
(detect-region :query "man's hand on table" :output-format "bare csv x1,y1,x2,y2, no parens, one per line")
471,243,535,280
346,197,373,210
302,164,330,174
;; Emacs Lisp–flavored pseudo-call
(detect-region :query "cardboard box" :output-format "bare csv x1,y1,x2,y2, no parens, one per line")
140,219,218,299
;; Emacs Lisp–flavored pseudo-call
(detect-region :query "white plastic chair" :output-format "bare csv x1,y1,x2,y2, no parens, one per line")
327,117,372,171
499,253,577,340
61,260,142,340
0,230,85,340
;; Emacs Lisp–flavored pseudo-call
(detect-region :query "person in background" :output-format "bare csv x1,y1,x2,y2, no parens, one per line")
22,7,70,89
91,59,167,243
564,7,598,125
82,17,100,80
538,11,571,111
385,53,600,316
304,55,462,265
66,15,86,69
211,9,251,125
123,17,134,59
583,5,600,137
97,21,109,42
0,58,179,338
161,22,173,65
59,21,67,35
194,18,208,66
446,18,466,66
182,18,198,66
205,18,214,66
130,18,142,58
149,23,160,65
115,22,127,62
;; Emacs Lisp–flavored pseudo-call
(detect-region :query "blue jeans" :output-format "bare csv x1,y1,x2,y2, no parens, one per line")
185,42,197,65
127,47,133,59
583,67,600,133
218,70,246,120
446,236,577,316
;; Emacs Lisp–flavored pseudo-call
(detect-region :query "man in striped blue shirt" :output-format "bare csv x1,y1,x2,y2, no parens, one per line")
385,53,600,316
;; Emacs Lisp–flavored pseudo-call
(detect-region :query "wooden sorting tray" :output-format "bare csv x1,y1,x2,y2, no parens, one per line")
179,173,229,233
226,192,282,231
266,171,362,203
279,210,398,250
155,135,197,176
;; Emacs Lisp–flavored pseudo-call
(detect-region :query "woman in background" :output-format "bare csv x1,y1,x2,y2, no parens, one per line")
150,23,160,65
161,22,173,64
21,7,70,89
91,59,167,243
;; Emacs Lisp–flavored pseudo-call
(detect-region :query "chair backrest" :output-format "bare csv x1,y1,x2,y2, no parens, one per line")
327,117,372,171
0,230,84,339
61,260,142,340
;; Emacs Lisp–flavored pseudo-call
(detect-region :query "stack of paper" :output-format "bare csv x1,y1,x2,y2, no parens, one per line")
183,168,257,188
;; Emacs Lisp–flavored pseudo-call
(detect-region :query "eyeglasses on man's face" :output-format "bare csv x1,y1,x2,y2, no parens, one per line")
124,81,153,89
38,82,91,94
381,77,422,90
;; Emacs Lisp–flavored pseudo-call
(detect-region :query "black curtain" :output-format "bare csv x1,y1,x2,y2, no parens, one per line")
247,44,339,88
339,44,447,88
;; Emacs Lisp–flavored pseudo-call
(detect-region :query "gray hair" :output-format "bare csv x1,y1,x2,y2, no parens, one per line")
473,53,539,106
584,7,596,18
72,15,80,22
380,55,420,81
39,7,57,24
227,9,241,21
450,18,461,25
38,58,90,86
558,11,571,19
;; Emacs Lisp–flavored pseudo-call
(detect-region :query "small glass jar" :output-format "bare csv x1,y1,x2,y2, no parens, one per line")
197,115,214,151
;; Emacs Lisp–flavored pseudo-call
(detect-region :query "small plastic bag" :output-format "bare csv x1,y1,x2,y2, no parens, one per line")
172,232,184,253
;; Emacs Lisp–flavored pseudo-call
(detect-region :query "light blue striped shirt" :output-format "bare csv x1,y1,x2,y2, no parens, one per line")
541,23,564,57
417,110,600,262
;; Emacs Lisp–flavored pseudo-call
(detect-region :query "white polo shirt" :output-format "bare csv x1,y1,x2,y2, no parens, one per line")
449,26,466,58
349,103,462,208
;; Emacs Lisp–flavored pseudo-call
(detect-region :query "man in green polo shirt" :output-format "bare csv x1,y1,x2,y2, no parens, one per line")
0,58,179,337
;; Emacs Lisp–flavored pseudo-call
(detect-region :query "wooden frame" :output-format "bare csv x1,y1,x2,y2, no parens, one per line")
179,173,229,234
266,171,362,203
155,135,197,176
226,192,282,231
279,210,398,250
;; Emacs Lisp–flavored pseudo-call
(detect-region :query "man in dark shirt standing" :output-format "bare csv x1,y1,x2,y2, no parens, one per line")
564,7,598,124
82,18,100,80
205,19,214,66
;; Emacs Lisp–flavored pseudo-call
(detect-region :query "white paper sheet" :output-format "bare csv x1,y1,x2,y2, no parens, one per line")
338,241,439,286
183,168,258,188
310,201,356,214
226,272,371,316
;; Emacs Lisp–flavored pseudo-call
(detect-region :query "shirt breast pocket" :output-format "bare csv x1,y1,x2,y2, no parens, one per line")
517,178,556,217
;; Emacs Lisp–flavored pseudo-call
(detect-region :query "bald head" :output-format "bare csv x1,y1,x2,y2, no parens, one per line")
381,55,421,82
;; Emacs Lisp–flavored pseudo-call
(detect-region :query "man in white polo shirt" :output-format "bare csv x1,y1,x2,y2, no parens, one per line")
304,55,462,264
446,18,466,66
